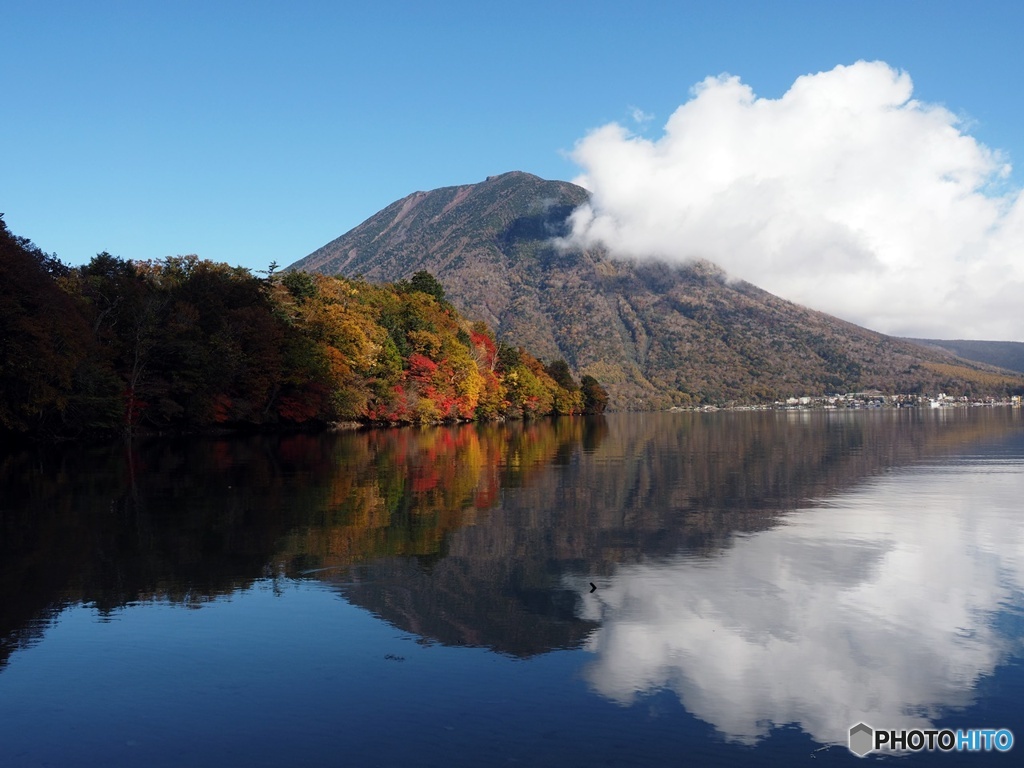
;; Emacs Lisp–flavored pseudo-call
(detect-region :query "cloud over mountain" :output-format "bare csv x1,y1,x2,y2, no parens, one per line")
565,61,1024,341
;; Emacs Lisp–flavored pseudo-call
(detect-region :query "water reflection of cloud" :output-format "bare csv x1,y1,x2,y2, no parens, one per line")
572,462,1024,746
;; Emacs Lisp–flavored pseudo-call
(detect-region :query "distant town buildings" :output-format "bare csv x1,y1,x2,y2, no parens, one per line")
771,391,1019,410
677,391,1022,412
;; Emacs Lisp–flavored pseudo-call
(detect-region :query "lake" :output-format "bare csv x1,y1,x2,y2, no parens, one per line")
2,408,1022,766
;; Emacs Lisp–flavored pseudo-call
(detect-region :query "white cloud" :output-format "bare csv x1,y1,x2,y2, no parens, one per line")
568,461,1024,746
564,61,1024,341
627,105,654,125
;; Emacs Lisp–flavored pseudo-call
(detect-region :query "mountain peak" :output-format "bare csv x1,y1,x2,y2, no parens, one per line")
484,170,543,182
290,172,587,278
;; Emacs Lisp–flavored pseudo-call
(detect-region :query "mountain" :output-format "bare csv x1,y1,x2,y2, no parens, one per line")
290,172,1024,408
904,339,1024,375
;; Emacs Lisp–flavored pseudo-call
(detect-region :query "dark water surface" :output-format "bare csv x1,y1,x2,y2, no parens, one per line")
2,409,1023,766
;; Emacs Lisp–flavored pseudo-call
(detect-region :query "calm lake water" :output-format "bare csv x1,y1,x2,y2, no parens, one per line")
2,409,1023,766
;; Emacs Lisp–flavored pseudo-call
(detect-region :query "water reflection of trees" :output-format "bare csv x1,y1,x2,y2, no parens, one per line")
0,419,599,667
1,409,1020,666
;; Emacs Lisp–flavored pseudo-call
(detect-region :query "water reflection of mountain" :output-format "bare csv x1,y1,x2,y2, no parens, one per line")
322,409,1023,656
574,427,1024,746
1,409,1020,669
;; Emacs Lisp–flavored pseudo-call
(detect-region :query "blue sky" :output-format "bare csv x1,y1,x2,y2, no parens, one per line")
3,1,1024,338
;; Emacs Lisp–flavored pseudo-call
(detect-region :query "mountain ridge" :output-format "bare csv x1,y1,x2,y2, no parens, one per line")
291,172,1024,408
904,338,1024,375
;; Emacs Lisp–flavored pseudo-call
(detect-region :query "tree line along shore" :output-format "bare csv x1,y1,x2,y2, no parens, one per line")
1,216,608,441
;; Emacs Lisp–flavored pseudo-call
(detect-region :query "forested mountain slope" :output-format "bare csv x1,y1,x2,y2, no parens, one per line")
293,172,1024,408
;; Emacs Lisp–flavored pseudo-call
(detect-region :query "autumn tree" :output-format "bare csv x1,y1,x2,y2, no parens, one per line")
406,270,446,302
0,215,118,436
580,375,609,415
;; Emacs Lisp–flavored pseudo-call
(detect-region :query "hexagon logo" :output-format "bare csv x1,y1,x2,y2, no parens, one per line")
849,722,874,757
